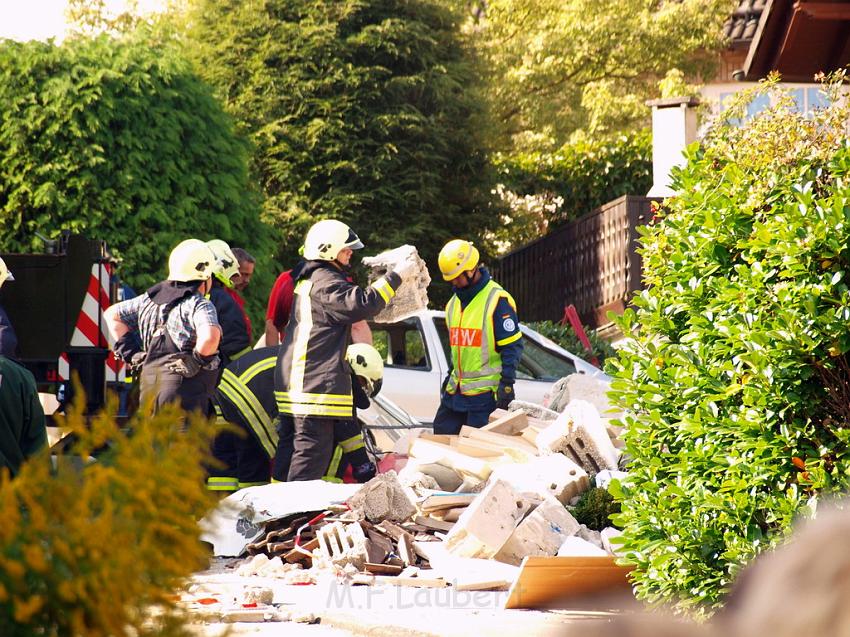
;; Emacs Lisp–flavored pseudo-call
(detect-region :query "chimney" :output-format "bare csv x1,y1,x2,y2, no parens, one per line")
646,96,700,197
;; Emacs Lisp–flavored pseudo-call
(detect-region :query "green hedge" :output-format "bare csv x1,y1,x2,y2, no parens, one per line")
0,34,275,324
608,78,850,615
494,130,652,227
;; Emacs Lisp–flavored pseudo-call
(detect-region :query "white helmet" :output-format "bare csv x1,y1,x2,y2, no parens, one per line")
303,219,364,261
0,257,13,289
206,239,240,288
346,343,384,396
167,239,216,282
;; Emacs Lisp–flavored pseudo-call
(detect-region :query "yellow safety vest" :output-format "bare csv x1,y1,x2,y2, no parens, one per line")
445,280,517,396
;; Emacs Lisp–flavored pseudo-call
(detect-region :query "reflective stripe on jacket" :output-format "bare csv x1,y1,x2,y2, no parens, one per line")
214,346,279,458
275,261,401,419
446,279,518,396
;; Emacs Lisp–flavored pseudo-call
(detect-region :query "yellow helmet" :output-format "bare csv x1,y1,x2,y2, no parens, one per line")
167,239,216,282
206,239,240,288
346,343,384,396
438,239,479,281
303,219,364,261
0,257,14,289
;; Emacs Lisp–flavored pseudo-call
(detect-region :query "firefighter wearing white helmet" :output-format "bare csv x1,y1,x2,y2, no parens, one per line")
433,239,523,435
273,219,412,481
0,256,17,358
205,240,250,366
105,239,222,414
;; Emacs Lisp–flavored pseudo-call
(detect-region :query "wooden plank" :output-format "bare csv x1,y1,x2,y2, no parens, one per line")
503,556,634,609
408,438,493,480
365,563,403,575
419,433,453,446
459,425,538,454
482,410,528,435
488,409,510,423
419,493,476,511
448,437,504,458
521,428,539,445
429,506,467,523
414,515,455,532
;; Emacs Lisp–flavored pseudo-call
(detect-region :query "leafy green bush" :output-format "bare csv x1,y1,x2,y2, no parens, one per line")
182,0,495,278
493,131,652,228
572,487,621,531
608,75,850,615
0,389,217,636
0,34,275,324
525,320,615,367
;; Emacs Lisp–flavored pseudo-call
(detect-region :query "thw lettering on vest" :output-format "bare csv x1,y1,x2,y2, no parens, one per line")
450,327,482,347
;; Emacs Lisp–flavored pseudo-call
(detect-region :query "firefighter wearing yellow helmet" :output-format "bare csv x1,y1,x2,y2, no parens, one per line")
434,239,523,434
105,239,222,414
273,219,413,481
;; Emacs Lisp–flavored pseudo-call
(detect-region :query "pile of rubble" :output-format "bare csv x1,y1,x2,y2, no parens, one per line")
190,372,629,620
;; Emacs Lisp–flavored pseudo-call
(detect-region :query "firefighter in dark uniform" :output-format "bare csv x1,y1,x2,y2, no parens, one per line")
212,346,279,491
273,219,411,481
205,239,253,492
105,239,221,414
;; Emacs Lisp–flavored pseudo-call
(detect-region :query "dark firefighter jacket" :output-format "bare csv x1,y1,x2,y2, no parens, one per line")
209,283,251,365
275,260,400,419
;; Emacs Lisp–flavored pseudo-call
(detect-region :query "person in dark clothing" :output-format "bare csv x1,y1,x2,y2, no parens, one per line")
105,239,221,414
206,240,251,366
433,239,523,434
0,355,46,477
273,219,412,481
273,342,383,483
210,346,279,491
0,257,18,358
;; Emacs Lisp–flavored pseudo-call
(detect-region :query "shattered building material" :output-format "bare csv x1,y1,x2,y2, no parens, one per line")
459,425,538,455
557,536,609,557
601,527,624,556
362,245,430,322
507,400,559,421
315,521,370,570
495,495,581,566
408,461,464,492
536,399,620,474
444,479,532,559
482,410,529,435
408,437,493,480
347,471,417,523
547,373,616,416
488,454,589,504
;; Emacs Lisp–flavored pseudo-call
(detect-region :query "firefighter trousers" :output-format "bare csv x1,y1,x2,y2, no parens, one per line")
272,414,337,481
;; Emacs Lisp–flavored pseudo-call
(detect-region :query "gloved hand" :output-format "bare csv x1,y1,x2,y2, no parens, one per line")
392,256,417,280
352,461,377,483
166,350,220,378
113,333,142,363
127,351,147,375
496,380,514,410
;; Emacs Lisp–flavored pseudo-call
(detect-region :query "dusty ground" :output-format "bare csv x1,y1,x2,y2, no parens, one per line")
182,559,630,637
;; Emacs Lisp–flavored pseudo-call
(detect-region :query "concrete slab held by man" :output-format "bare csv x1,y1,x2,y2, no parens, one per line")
433,239,523,435
273,219,412,481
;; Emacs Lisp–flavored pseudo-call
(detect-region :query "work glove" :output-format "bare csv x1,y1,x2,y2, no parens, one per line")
113,333,142,363
166,350,220,378
352,461,377,483
127,352,147,375
496,380,514,410
392,256,417,281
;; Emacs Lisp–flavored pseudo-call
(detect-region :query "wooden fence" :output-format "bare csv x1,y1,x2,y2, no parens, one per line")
491,195,657,328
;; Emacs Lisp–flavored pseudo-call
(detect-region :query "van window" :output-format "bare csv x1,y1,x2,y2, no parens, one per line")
368,317,431,370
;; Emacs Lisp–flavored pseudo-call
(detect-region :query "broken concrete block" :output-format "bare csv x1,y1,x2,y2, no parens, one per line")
444,479,531,559
236,553,269,576
241,587,274,605
362,245,430,322
488,453,589,504
495,495,581,565
508,400,559,421
397,466,441,495
536,399,620,474
548,373,616,416
601,527,624,556
415,462,464,492
315,521,370,569
576,524,605,550
557,536,609,557
347,471,417,523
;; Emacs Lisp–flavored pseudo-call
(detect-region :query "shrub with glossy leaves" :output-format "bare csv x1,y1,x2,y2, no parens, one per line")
608,74,850,615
